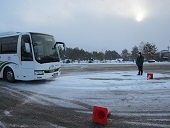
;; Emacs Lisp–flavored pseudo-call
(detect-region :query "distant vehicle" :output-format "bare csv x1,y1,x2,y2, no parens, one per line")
148,60,156,63
116,58,123,62
0,32,65,82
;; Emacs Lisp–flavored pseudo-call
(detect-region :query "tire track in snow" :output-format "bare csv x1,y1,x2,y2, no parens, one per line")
1,85,92,110
109,111,170,128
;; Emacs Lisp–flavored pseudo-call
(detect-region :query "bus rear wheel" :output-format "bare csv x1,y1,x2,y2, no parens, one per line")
4,68,15,83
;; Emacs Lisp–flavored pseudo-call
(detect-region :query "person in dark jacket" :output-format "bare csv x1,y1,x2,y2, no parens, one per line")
136,52,144,75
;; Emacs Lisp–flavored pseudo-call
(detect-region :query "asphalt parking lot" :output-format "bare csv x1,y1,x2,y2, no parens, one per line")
0,63,170,128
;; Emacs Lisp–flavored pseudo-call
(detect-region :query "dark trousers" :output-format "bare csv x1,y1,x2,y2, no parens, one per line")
138,66,143,75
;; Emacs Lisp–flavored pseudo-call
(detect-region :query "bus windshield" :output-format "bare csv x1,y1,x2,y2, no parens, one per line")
31,33,60,64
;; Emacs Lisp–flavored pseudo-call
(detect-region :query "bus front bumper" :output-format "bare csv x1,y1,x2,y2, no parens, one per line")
34,70,61,80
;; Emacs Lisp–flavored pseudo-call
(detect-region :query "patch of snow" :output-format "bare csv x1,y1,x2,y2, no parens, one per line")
49,123,67,128
4,110,12,117
126,121,170,128
9,124,28,128
8,68,170,111
0,121,5,128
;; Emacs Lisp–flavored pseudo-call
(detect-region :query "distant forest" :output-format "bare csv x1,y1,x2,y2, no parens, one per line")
59,42,168,62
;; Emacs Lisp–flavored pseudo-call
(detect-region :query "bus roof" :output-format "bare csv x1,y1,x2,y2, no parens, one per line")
0,32,53,38
0,32,21,37
30,32,53,37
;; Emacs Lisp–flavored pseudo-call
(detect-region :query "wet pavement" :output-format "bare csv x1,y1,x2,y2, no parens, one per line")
0,63,170,128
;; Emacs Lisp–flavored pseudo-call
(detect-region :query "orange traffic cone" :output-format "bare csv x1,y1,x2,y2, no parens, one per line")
147,73,153,79
92,106,108,125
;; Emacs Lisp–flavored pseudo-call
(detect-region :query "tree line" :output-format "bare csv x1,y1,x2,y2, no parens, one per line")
59,41,166,62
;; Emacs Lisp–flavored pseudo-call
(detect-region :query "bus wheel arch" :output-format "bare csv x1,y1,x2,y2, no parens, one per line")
3,67,15,83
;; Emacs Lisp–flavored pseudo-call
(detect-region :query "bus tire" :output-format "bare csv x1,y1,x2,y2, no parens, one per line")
4,68,15,83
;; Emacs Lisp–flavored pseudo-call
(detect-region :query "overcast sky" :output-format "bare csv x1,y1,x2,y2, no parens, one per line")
0,0,170,53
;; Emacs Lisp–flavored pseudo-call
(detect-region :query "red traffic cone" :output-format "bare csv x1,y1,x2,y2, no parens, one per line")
147,73,153,79
92,106,108,125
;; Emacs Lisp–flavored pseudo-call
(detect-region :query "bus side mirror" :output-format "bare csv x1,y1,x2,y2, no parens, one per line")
55,42,66,52
63,44,66,52
25,43,31,53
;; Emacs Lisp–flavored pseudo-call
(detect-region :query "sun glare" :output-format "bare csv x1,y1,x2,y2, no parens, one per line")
136,12,144,22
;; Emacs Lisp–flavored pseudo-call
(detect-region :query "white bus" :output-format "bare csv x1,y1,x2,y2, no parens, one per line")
0,32,65,82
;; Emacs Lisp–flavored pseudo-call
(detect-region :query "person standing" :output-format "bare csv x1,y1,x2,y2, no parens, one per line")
136,52,144,75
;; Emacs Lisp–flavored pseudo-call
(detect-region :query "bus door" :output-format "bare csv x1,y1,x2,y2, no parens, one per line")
21,35,34,80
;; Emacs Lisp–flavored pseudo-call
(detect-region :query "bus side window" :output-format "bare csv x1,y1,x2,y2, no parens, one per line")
21,35,33,61
0,36,18,54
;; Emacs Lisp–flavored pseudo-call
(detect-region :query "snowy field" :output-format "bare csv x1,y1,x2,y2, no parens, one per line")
1,63,170,127
11,70,170,111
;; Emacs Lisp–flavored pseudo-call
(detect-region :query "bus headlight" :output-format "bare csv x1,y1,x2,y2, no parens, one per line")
34,70,44,75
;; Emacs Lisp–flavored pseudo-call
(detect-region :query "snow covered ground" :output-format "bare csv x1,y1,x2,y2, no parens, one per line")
8,65,170,112
1,63,170,127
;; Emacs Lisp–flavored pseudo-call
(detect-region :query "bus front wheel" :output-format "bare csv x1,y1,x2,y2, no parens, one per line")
4,68,15,83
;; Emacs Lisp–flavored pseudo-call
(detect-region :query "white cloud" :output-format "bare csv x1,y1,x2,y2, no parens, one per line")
16,0,75,26
1,0,170,52
12,0,170,26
